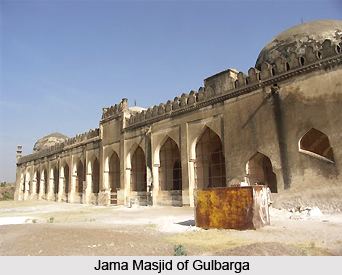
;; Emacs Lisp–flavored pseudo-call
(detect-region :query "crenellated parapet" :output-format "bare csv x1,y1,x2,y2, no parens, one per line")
125,39,342,130
63,128,100,147
127,88,210,126
17,128,100,165
101,98,128,120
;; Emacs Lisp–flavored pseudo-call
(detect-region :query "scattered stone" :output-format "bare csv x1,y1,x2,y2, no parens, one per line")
288,206,323,219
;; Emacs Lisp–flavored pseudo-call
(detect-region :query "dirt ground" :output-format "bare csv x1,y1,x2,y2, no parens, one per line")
0,200,341,256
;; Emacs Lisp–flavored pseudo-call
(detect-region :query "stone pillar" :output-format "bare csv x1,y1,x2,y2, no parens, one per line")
152,164,160,206
124,167,131,206
85,172,92,204
31,177,38,200
99,169,111,206
181,123,192,206
23,174,30,200
103,170,109,190
47,168,55,201
70,173,77,203
58,166,64,202
18,176,25,201
38,173,45,200
151,134,160,206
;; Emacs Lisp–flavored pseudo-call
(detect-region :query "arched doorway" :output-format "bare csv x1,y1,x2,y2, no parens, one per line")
36,170,40,195
299,128,334,162
195,127,226,188
76,160,84,194
43,169,48,195
53,167,59,200
159,137,182,191
173,160,182,190
109,152,120,192
21,173,25,193
92,158,100,194
246,152,277,193
131,146,147,192
63,164,70,201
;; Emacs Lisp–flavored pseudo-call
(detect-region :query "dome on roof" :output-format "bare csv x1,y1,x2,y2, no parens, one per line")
129,106,147,112
255,19,342,70
33,132,68,152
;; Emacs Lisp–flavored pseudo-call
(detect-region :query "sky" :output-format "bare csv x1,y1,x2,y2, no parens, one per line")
0,0,341,182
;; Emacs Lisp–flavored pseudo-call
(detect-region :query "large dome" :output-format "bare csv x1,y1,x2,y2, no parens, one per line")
33,132,68,152
255,20,342,69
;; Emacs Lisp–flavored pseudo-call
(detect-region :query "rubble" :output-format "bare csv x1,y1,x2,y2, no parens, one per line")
289,206,323,220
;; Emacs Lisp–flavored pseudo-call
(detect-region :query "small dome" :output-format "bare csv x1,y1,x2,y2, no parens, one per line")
129,106,147,113
255,19,342,69
33,132,68,152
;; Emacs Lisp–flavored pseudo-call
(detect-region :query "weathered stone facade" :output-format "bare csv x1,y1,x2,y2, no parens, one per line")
15,20,342,210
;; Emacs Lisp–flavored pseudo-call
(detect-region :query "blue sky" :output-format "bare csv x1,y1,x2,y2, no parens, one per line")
0,0,341,182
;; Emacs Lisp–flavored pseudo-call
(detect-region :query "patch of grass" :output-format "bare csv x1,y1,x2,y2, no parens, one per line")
146,223,157,229
3,191,14,200
166,230,249,252
295,242,332,256
174,244,187,256
47,217,55,223
32,219,38,224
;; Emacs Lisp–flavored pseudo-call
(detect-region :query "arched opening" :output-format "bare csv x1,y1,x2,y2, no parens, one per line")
195,127,226,188
53,167,59,197
21,173,25,192
109,152,120,192
76,160,85,193
131,146,147,192
246,152,277,193
159,137,182,191
173,160,182,190
43,169,48,195
92,158,100,194
286,62,290,71
36,171,40,194
299,128,334,163
63,164,70,194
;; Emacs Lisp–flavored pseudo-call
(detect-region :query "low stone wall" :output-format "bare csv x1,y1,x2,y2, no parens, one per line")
156,190,183,206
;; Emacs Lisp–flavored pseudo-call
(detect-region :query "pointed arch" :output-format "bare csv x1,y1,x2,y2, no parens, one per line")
53,166,59,196
63,163,70,194
92,158,100,194
131,146,147,192
195,127,226,188
76,159,85,193
35,169,40,194
159,137,182,191
108,151,120,191
246,152,277,193
41,169,48,195
299,128,334,163
189,124,222,160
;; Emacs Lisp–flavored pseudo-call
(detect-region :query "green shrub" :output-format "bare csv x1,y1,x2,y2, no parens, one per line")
174,244,187,256
2,191,14,200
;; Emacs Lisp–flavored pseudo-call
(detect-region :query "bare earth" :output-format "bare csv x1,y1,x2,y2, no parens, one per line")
0,201,341,256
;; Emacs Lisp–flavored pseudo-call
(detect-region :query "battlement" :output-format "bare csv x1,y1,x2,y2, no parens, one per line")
125,39,342,129
17,128,100,165
101,98,129,120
